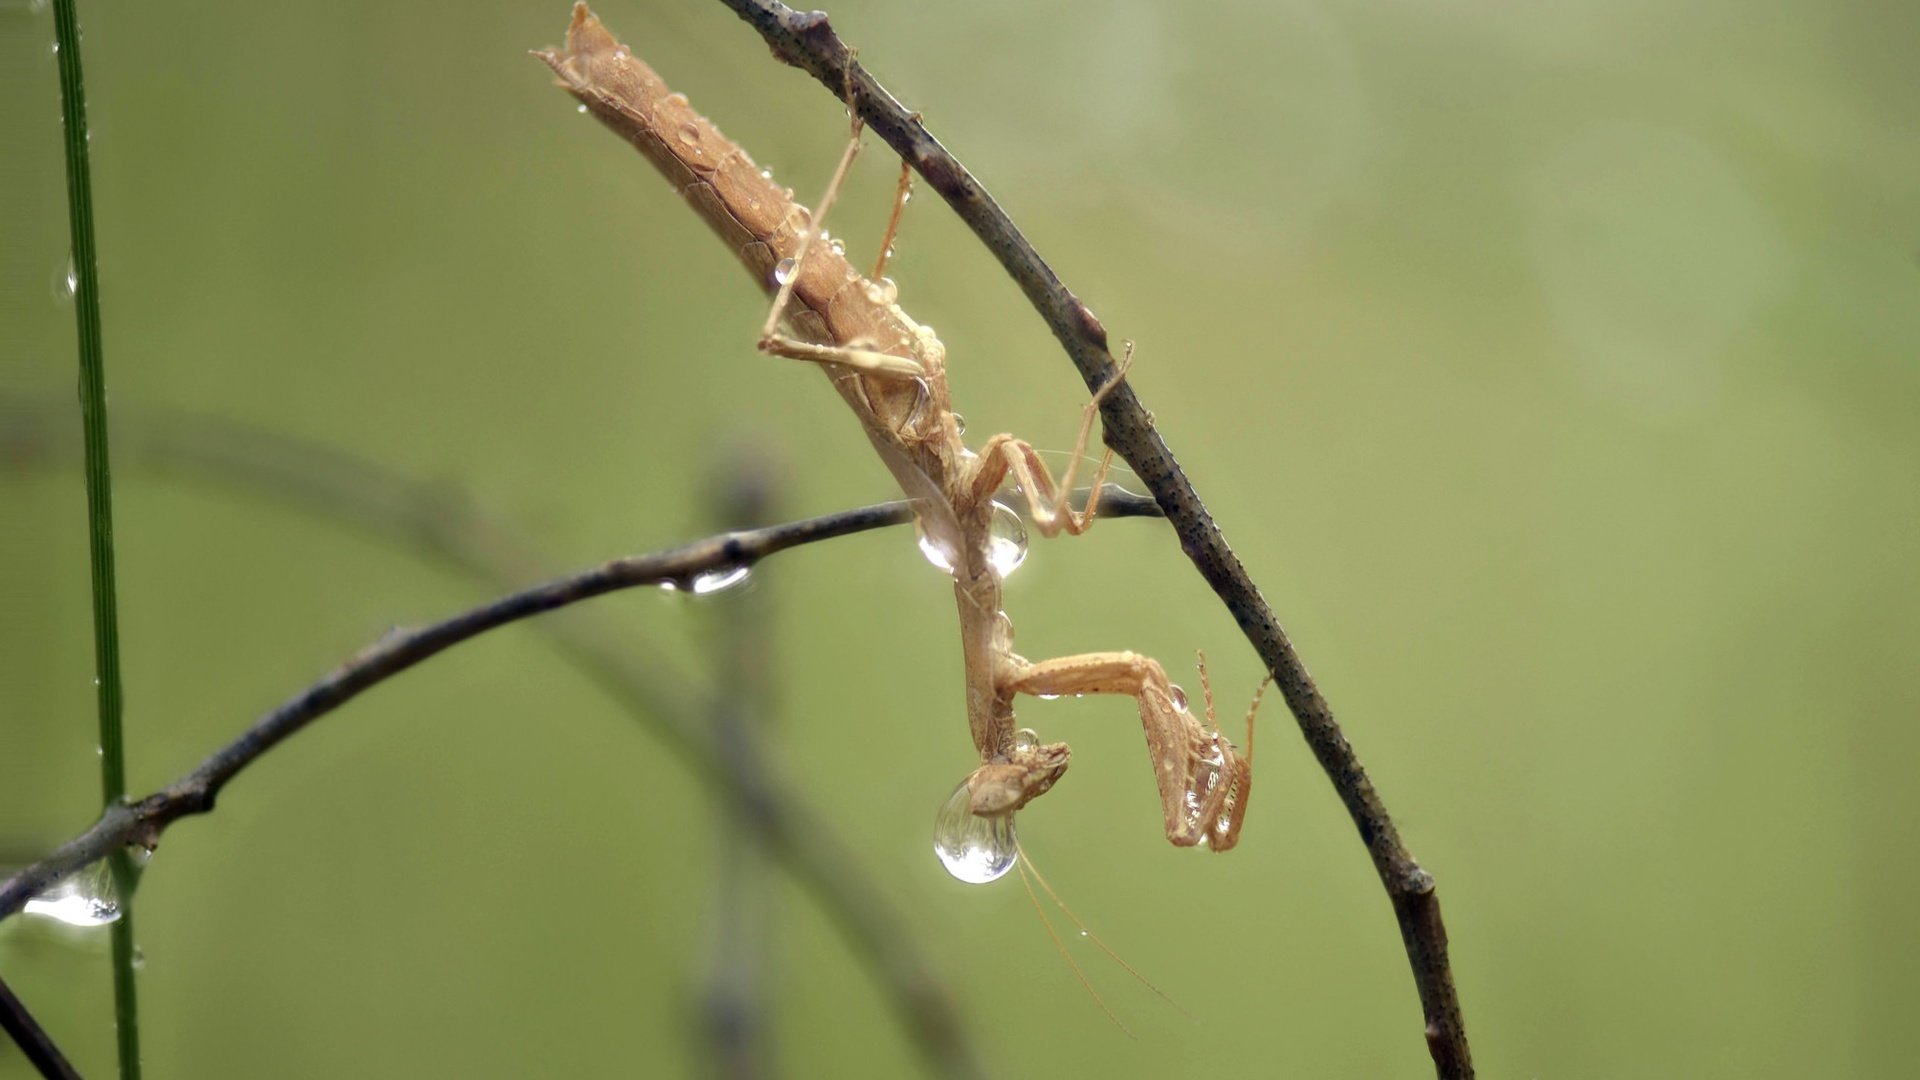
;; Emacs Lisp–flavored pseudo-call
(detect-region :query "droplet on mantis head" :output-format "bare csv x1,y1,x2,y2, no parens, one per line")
933,778,1018,885
987,501,1028,579
1168,684,1189,712
951,412,966,436
1013,727,1040,751
772,257,797,286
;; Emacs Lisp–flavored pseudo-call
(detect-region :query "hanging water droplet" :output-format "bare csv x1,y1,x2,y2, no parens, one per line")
1013,727,1039,751
53,258,76,302
986,501,1028,579
951,413,966,436
23,859,120,927
760,167,773,180
1037,693,1061,701
131,945,147,971
772,257,797,286
576,103,588,114
688,564,751,596
933,778,1017,884
1168,684,1189,712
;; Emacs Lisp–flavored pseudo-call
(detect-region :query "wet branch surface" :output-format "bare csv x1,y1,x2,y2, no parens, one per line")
711,1,1473,1073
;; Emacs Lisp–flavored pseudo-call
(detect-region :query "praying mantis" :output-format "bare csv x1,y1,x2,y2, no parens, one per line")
537,4,1261,880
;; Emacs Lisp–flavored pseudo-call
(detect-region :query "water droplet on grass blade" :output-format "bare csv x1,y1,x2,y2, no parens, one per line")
933,779,1017,884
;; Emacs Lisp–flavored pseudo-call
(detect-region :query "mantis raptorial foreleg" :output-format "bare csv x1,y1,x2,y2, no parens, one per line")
1002,650,1262,851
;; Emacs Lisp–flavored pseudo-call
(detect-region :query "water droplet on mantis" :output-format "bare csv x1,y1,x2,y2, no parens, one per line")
951,413,966,436
576,103,588,114
1168,684,1189,712
933,778,1017,885
1013,727,1039,751
987,501,1028,579
24,859,120,927
772,257,797,286
915,520,958,576
760,167,773,180
676,122,700,147
864,277,898,305
828,236,846,257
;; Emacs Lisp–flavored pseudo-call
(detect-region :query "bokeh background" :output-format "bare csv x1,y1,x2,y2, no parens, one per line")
4,0,1917,1076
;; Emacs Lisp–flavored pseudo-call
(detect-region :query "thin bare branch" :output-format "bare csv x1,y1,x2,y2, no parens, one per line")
0,504,902,922
0,972,83,1080
708,3,1472,1074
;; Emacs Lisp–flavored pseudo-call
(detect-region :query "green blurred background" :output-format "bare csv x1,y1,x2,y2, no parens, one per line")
4,0,1917,1076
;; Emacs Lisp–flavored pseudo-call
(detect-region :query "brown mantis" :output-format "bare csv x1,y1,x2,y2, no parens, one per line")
537,4,1262,884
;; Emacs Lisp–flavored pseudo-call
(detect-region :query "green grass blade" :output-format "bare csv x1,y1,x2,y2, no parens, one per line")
51,1,142,1075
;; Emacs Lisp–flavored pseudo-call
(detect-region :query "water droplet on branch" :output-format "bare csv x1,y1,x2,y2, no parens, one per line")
23,859,120,927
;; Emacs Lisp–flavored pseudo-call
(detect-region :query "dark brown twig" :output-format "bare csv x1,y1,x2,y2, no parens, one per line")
0,972,84,1080
709,2,1472,1074
0,505,907,922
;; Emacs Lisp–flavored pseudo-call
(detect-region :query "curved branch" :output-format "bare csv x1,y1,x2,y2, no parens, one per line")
709,3,1473,1074
0,504,905,922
